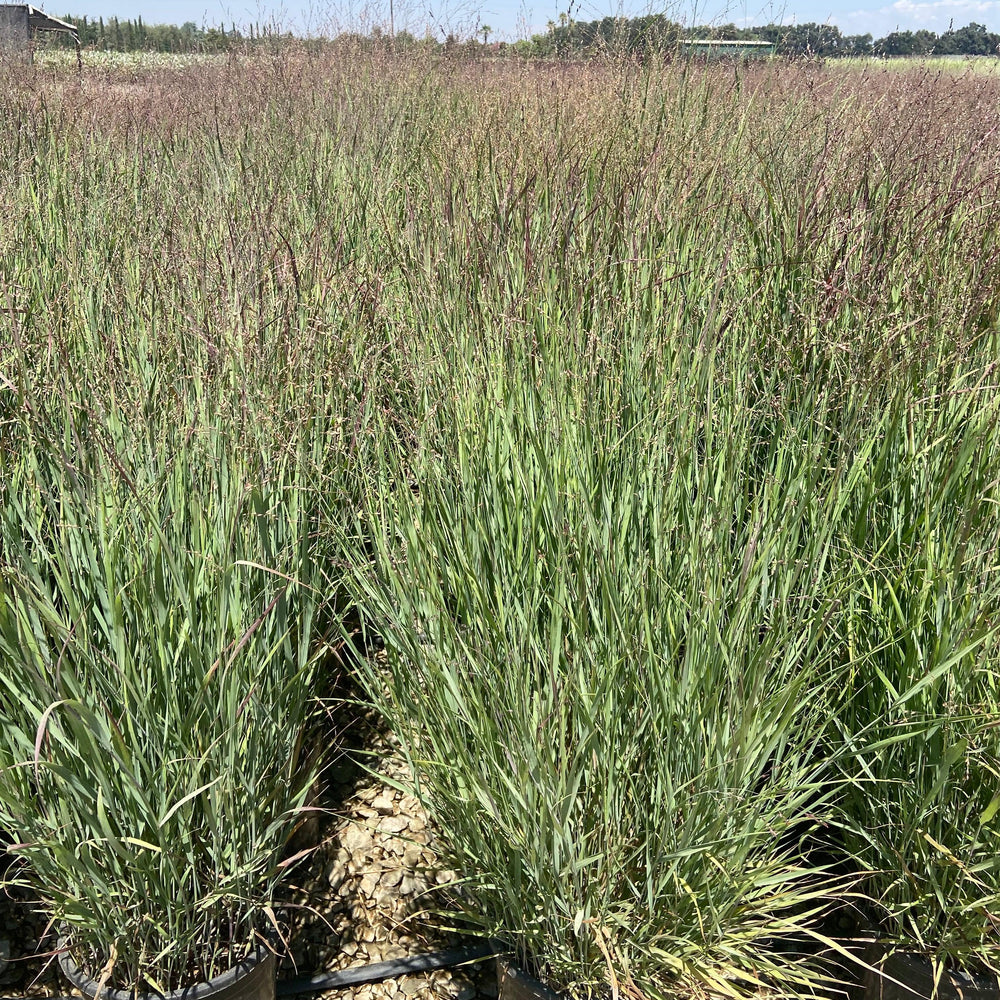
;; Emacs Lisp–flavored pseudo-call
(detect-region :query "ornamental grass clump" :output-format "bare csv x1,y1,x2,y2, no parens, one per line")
829,343,1000,977
0,419,337,994
342,308,870,999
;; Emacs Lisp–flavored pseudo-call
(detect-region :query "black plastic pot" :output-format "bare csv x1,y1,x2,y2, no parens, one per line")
59,941,276,1000
496,956,563,1000
862,949,1000,1000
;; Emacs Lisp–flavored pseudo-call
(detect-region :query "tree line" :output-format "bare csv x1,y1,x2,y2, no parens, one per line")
519,14,1000,58
43,16,288,51
40,11,1000,57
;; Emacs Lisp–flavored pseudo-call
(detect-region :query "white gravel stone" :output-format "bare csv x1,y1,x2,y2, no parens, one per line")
382,867,404,888
402,845,424,869
374,888,397,907
371,794,396,816
399,874,424,896
343,824,374,855
398,795,422,814
378,814,410,836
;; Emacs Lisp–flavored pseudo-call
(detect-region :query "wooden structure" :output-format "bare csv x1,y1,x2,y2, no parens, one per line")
0,4,80,62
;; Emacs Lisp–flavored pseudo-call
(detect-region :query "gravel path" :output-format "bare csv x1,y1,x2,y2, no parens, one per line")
277,745,498,1000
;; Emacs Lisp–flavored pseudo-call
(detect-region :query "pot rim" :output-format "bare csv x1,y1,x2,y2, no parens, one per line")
495,954,564,1000
866,946,1000,995
58,936,274,1000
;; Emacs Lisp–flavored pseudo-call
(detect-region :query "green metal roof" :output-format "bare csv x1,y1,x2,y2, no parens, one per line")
679,39,775,46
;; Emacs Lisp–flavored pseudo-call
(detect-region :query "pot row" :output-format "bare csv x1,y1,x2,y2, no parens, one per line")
59,940,1000,1000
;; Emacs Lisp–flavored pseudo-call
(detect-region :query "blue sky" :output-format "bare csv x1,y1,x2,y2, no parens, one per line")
44,0,1000,50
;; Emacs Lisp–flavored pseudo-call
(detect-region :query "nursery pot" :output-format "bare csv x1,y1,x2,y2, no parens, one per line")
862,948,999,1000
496,956,563,1000
60,939,276,1000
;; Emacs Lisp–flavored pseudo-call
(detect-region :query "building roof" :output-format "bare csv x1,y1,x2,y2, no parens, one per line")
0,4,79,37
679,39,775,46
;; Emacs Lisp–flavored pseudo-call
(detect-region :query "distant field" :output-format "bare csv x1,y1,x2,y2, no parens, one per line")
34,47,226,68
858,53,1000,71
30,45,1000,71
2,49,1000,1000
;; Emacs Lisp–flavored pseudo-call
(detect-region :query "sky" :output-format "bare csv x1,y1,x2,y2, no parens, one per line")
40,0,1000,52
